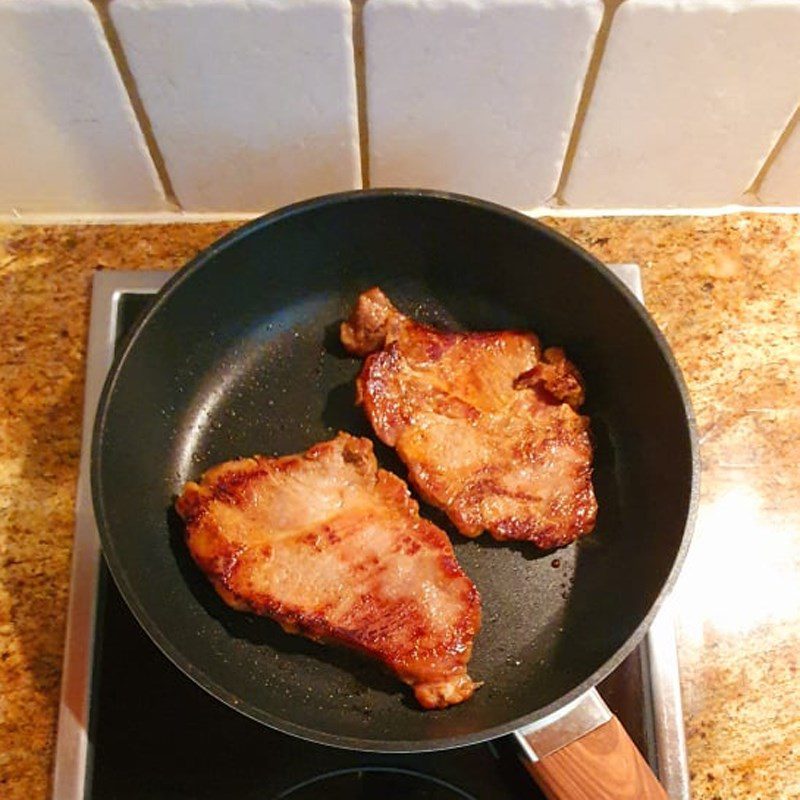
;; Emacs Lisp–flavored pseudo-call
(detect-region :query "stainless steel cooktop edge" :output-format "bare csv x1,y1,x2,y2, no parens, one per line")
52,267,690,800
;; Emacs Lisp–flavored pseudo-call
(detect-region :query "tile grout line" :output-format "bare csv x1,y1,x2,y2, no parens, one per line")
744,100,800,202
550,0,625,207
352,0,371,189
92,0,182,211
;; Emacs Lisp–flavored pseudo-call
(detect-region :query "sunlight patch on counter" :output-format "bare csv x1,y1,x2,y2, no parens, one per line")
675,483,800,646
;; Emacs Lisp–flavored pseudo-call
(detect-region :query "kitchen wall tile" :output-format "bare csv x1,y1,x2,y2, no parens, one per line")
564,0,800,208
111,0,360,212
0,0,165,214
364,0,602,209
759,117,800,205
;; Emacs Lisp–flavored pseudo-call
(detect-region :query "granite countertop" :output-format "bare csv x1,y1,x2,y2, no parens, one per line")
1,214,798,799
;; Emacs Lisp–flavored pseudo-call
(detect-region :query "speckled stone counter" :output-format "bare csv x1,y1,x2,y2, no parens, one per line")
1,215,798,799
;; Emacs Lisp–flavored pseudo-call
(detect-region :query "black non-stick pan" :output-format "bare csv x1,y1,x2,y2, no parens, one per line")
92,190,697,799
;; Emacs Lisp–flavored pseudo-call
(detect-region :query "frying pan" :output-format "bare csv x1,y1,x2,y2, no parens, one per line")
92,190,697,799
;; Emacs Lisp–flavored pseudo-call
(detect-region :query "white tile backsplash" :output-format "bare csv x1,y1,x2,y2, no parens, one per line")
564,0,800,208
4,0,800,217
0,0,165,214
759,115,800,204
364,0,602,209
110,0,361,213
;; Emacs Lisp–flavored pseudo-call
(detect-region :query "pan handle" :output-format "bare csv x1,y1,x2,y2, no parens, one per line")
514,688,669,800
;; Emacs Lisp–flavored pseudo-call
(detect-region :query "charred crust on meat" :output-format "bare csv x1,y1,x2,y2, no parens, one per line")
340,287,404,356
175,432,482,710
514,347,586,409
341,289,598,548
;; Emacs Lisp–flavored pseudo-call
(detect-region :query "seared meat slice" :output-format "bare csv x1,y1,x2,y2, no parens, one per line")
175,433,481,709
341,288,597,549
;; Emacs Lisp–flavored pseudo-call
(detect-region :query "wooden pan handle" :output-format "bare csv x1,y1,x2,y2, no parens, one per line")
515,689,669,800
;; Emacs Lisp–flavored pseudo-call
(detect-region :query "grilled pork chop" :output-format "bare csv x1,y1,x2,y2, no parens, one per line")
175,433,481,709
341,288,597,548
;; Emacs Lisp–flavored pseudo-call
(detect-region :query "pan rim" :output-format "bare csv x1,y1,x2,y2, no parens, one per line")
91,187,700,752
